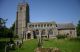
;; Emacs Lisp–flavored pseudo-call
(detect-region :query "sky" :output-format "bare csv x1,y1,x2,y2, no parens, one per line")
0,0,80,28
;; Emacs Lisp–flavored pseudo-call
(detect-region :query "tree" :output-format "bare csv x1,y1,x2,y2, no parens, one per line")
10,22,17,38
10,22,15,32
0,18,14,38
0,18,4,28
0,18,15,52
0,18,7,38
76,20,80,36
0,18,7,28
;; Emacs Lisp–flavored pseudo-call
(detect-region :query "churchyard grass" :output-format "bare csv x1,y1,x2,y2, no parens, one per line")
10,39,38,52
43,39,80,52
10,39,80,52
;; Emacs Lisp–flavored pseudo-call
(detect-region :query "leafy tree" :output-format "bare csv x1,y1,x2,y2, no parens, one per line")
0,18,15,52
0,18,4,28
10,22,15,32
0,18,13,38
77,20,80,36
0,18,7,38
10,22,17,38
0,18,7,28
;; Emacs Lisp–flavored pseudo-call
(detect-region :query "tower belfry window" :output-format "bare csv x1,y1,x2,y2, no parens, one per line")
20,7,22,11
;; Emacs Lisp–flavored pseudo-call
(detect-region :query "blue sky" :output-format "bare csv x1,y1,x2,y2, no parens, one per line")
0,0,80,28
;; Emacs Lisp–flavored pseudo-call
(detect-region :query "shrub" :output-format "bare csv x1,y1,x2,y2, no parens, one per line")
0,41,6,49
56,35,67,39
14,35,19,38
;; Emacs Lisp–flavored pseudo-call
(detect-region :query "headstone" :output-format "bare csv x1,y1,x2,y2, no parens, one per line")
37,36,42,47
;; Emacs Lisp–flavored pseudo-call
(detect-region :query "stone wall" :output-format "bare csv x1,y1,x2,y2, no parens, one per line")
58,29,77,37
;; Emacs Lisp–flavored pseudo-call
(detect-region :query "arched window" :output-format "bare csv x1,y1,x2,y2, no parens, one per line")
70,31,72,34
20,7,22,11
48,29,53,35
36,29,39,35
50,24,52,27
41,24,43,27
32,25,34,27
44,24,46,27
35,25,37,27
41,29,45,35
47,24,49,27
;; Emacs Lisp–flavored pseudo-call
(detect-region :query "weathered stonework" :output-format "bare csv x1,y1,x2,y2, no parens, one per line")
15,2,77,40
15,2,29,38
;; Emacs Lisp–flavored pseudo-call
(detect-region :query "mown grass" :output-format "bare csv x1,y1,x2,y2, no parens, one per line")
3,39,80,52
11,39,38,52
43,39,80,52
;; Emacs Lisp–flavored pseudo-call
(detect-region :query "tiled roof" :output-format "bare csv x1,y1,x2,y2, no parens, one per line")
57,23,75,29
28,21,56,25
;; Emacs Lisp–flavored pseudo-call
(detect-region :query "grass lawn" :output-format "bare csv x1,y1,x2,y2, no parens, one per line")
11,39,38,52
10,39,80,52
43,39,80,52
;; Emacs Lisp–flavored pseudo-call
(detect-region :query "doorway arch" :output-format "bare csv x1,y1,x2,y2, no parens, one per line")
27,33,31,39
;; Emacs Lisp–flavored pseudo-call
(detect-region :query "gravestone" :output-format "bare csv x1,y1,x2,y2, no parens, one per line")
37,36,42,47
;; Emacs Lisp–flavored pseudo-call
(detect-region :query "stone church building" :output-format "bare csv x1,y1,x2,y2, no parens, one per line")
15,2,77,40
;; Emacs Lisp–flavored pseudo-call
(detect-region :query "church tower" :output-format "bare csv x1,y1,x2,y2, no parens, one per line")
15,1,30,38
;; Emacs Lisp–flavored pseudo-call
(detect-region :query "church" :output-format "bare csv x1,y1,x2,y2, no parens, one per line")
15,2,77,40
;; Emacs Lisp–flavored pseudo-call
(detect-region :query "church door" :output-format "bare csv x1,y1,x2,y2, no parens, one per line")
27,33,31,39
